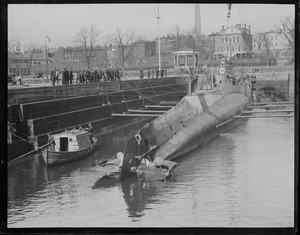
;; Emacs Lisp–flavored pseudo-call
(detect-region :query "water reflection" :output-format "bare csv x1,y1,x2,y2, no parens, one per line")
7,116,294,227
121,177,166,220
92,175,120,189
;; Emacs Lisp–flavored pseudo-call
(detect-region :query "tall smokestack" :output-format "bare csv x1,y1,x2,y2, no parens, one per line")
194,4,202,35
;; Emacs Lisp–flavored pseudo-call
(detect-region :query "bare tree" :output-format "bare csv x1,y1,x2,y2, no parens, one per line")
168,24,185,50
111,28,140,69
274,16,295,62
73,24,100,69
255,32,272,66
26,43,39,73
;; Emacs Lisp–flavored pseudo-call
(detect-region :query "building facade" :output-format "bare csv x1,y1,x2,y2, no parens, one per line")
61,46,108,68
213,24,252,60
8,53,31,75
156,35,195,55
252,30,289,55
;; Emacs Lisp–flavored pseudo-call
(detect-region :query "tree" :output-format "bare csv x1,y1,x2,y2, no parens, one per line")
73,24,100,69
26,43,39,73
274,16,295,62
110,28,140,69
168,24,186,50
255,32,272,66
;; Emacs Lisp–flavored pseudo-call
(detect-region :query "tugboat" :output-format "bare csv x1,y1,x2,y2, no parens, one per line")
42,128,98,167
118,56,253,181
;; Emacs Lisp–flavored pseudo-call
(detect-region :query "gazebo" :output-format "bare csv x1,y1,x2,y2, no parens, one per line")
173,47,201,69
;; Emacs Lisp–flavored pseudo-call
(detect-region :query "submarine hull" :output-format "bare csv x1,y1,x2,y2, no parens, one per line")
136,85,252,161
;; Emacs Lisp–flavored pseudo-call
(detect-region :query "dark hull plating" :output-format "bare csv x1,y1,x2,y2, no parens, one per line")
124,84,252,163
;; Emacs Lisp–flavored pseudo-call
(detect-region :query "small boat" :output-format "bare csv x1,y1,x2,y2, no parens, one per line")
42,129,98,167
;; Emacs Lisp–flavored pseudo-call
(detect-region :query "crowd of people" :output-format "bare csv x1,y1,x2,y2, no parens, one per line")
49,67,169,86
139,68,168,79
50,67,123,85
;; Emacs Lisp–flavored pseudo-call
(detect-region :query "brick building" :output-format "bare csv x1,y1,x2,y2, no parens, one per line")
61,46,108,68
156,35,195,55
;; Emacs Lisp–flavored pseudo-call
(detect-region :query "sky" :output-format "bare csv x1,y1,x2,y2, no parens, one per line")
8,3,295,48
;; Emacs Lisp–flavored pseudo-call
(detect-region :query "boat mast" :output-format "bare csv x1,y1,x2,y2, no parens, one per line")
153,5,161,71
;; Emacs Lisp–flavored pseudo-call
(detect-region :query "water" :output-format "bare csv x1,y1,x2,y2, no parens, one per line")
7,117,294,227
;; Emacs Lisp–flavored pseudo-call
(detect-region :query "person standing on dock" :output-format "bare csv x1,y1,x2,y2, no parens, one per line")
155,68,159,78
47,133,55,151
50,69,56,86
140,69,144,79
62,68,67,84
151,69,154,79
65,67,70,84
55,68,59,85
147,70,151,79
69,68,73,84
160,69,164,78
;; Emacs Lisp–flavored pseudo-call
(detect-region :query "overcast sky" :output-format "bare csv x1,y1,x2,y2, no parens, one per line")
8,3,295,48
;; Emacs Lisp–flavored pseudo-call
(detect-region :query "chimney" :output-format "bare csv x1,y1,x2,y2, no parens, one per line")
248,25,251,33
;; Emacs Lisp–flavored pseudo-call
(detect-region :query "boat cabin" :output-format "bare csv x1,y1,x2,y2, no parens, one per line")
52,129,91,152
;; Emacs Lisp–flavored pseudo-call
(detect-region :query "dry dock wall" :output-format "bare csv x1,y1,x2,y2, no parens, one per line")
8,76,189,105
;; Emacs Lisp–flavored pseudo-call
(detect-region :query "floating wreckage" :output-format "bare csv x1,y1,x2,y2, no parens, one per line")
113,58,254,181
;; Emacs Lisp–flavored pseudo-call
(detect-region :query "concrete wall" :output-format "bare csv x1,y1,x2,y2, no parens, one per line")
8,76,189,105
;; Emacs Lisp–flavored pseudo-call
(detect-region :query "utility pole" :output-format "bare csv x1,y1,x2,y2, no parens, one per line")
45,35,50,84
153,5,161,71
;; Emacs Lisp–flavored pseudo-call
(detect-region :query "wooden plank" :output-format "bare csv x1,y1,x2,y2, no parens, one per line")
250,104,294,108
145,105,174,108
111,113,160,117
160,101,178,105
127,109,166,113
252,101,294,105
234,114,294,118
242,109,294,113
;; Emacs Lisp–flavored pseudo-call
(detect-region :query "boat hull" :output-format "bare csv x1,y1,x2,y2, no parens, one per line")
125,85,252,162
154,91,251,160
42,138,97,167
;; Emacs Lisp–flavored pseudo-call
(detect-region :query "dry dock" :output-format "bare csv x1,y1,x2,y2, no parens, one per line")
7,73,292,161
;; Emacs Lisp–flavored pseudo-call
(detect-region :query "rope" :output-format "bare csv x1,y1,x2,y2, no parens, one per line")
147,79,157,97
132,82,145,107
119,87,129,110
10,132,35,146
105,93,113,114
